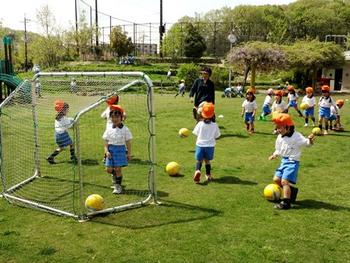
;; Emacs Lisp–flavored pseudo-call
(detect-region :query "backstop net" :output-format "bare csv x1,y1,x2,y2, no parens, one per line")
0,72,157,220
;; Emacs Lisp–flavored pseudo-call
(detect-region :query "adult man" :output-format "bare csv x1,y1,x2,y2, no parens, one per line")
189,67,215,120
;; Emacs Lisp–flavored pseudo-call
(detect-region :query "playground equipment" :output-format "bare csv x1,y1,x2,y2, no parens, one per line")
0,36,22,102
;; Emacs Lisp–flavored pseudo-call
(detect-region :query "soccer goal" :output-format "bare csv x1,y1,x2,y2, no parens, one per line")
0,72,157,220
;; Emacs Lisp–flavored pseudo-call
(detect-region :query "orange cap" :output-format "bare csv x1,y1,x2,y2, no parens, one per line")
201,102,215,119
246,87,255,94
106,95,119,105
287,85,295,91
321,85,330,92
305,87,313,94
109,104,124,114
274,90,283,97
272,113,294,126
336,99,344,107
54,100,65,112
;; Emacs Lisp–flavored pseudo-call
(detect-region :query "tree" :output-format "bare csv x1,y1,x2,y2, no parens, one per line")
227,41,286,87
183,23,206,58
36,4,57,37
284,39,345,88
109,26,134,57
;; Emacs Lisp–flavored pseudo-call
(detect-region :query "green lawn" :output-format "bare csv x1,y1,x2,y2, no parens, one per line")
1,91,350,262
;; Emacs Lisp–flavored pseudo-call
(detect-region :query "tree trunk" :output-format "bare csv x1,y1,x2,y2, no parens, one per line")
250,64,256,87
243,64,251,89
312,67,317,89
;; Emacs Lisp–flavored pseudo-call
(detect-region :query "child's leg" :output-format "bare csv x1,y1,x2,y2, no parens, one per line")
69,144,77,163
311,116,316,126
295,106,303,117
111,167,123,194
250,122,255,133
204,159,212,181
324,118,329,134
273,176,282,187
304,116,309,126
318,117,324,130
245,121,249,131
194,160,203,183
274,179,292,209
46,148,63,164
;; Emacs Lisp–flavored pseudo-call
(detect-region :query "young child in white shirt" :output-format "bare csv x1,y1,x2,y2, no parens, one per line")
192,102,220,184
301,87,316,127
329,99,344,131
46,100,77,164
287,85,303,117
259,88,274,121
269,113,315,209
241,88,257,134
103,105,132,194
318,85,337,135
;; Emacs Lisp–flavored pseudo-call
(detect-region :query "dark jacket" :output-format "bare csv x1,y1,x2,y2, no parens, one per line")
189,78,215,107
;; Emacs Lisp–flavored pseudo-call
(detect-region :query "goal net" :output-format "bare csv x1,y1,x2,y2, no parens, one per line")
0,72,157,220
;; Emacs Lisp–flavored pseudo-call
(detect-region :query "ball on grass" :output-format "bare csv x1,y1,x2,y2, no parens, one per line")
85,194,104,211
165,161,181,176
312,127,322,135
263,184,282,202
179,128,190,138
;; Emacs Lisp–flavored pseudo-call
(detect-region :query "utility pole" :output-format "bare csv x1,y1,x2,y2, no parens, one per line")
95,0,99,47
90,6,93,49
74,0,79,55
159,0,164,58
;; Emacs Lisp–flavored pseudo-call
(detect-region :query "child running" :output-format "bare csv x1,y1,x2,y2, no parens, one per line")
103,105,132,194
268,113,315,209
301,87,316,127
241,88,257,134
47,100,77,164
193,102,220,184
318,85,337,135
259,88,274,121
329,99,344,131
287,85,303,117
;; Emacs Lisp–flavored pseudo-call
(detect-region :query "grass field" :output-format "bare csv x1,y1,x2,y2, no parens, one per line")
1,91,350,262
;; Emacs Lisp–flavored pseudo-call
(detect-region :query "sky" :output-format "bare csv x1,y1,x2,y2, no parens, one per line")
1,0,296,34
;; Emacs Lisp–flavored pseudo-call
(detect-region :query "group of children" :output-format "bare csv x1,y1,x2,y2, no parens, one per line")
242,84,344,136
46,95,132,195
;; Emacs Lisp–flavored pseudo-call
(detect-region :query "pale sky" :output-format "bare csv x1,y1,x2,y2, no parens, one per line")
1,0,295,34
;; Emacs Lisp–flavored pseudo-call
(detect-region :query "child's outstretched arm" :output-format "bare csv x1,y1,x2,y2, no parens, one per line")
126,140,132,161
307,133,315,145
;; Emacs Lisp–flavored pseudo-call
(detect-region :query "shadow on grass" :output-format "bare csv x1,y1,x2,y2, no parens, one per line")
81,159,99,166
212,176,257,185
293,199,350,211
90,200,222,229
218,133,249,139
129,158,151,165
327,131,350,137
253,131,275,136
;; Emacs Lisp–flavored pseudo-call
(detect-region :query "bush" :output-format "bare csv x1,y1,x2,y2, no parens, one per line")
176,63,201,90
211,66,229,90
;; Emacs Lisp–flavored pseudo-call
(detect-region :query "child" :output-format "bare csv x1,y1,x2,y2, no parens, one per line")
301,87,316,127
193,102,220,184
35,79,42,98
101,95,121,129
287,85,303,117
259,88,274,121
268,113,315,209
47,100,77,164
271,90,288,114
318,85,337,135
103,105,132,194
175,79,186,97
329,99,344,131
241,88,257,134
70,78,77,93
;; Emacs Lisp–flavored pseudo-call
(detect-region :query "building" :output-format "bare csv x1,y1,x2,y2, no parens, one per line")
135,43,157,56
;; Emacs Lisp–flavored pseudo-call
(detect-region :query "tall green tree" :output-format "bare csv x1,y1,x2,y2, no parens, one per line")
183,23,206,58
109,26,134,57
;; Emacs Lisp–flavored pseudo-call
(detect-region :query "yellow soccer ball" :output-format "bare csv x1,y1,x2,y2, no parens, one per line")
179,128,190,138
165,161,181,176
85,194,104,211
299,103,309,110
312,127,322,135
263,184,282,201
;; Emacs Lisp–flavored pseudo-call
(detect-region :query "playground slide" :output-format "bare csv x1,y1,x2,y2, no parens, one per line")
0,73,23,89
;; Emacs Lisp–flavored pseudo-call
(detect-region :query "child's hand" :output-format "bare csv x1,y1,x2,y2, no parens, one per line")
106,151,112,159
308,133,315,144
127,153,131,161
268,154,276,160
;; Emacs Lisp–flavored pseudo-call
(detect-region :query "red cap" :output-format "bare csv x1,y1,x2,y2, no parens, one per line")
54,100,65,112
106,95,119,105
201,103,215,119
109,104,124,115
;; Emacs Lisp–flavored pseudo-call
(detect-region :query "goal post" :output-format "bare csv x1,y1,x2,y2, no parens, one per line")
0,72,158,220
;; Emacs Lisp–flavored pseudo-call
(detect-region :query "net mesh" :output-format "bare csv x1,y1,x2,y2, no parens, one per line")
0,73,156,219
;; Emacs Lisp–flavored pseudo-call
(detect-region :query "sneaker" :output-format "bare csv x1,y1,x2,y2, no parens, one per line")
304,123,308,127
193,170,201,184
46,157,56,164
274,200,291,210
323,130,328,135
205,174,213,182
112,184,122,194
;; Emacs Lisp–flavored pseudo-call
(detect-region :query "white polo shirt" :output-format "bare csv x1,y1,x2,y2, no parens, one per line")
242,100,257,113
193,121,220,147
55,116,74,134
301,95,316,107
102,125,132,146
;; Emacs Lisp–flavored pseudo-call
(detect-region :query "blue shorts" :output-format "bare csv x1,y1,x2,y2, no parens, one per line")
329,114,337,121
274,157,300,184
105,145,128,167
244,112,255,123
289,100,297,107
55,131,72,148
304,107,314,117
319,106,331,119
262,104,271,115
195,146,214,161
